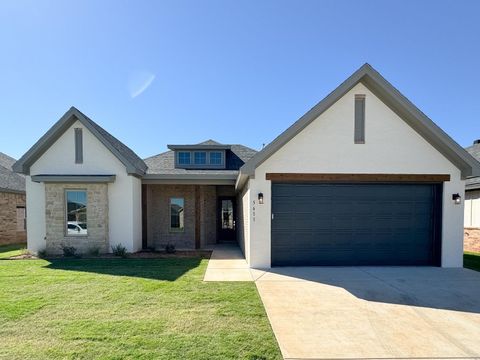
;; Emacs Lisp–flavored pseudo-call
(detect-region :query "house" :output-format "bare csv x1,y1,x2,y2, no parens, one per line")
0,152,26,245
14,64,480,267
464,140,480,252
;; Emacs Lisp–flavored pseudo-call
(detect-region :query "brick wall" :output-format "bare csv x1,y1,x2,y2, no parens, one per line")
464,228,480,253
0,191,26,245
45,183,108,254
146,184,222,250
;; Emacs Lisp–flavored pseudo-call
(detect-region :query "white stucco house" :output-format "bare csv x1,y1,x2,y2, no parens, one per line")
13,64,480,268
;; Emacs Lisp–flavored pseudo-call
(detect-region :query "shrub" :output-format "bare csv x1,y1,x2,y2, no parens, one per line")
165,243,176,254
111,244,127,258
61,245,77,257
87,247,100,257
37,249,47,259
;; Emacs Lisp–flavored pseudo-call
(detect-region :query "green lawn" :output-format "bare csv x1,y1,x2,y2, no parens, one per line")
0,257,281,360
464,251,480,272
0,243,26,259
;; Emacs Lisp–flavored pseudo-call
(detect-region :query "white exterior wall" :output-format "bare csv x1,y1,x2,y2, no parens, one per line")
25,178,46,252
465,190,480,228
27,120,142,253
239,183,251,264
246,83,465,268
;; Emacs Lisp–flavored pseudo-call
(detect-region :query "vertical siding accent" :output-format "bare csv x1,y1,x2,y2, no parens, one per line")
74,128,83,163
354,94,366,144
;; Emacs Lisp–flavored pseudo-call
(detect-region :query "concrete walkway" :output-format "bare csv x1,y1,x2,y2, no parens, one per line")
203,244,254,281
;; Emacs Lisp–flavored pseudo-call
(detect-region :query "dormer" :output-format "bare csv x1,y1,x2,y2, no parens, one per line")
168,143,231,170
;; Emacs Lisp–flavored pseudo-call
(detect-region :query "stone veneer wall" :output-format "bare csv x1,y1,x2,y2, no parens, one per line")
464,228,480,253
45,183,108,254
0,191,26,245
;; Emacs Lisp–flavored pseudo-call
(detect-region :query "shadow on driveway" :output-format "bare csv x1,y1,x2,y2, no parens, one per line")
256,266,480,314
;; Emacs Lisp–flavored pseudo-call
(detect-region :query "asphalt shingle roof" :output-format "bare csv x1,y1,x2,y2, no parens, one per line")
144,140,257,175
466,141,480,190
0,152,25,193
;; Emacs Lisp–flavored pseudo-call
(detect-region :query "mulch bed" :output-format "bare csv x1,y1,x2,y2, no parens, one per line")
5,250,212,260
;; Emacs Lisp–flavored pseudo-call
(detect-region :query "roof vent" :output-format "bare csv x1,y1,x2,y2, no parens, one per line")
474,139,480,145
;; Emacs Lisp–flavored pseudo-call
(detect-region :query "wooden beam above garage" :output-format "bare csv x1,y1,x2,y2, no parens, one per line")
265,173,451,183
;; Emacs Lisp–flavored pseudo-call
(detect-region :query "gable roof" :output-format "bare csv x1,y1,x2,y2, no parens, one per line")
13,107,147,176
240,63,480,180
465,141,480,190
144,140,257,176
0,152,17,170
0,153,25,193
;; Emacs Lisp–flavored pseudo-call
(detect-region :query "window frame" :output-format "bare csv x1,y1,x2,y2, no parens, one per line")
194,151,207,165
169,197,185,232
65,189,88,237
177,151,191,165
209,151,223,166
175,150,226,169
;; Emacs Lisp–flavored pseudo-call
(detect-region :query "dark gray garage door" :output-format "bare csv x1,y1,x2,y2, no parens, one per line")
271,183,442,266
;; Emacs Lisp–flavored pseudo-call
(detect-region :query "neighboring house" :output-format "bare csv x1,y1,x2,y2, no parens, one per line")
0,152,26,245
13,64,480,267
464,140,480,252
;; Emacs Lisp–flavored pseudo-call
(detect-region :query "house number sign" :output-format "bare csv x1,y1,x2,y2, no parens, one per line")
252,200,256,222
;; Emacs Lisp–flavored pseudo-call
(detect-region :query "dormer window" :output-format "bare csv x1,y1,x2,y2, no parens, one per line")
210,151,223,165
170,144,229,169
194,151,207,165
178,151,191,165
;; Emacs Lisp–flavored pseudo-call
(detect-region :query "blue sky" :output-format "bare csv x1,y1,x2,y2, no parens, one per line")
1,0,479,159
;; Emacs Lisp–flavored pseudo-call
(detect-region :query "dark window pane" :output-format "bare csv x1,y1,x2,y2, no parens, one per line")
170,198,184,230
209,151,222,165
194,152,207,165
221,200,234,230
66,190,87,235
178,152,191,165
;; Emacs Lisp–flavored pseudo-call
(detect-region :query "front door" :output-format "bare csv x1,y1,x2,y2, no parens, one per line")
218,197,236,242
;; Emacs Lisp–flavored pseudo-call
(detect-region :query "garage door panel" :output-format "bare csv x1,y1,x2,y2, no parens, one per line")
271,183,441,266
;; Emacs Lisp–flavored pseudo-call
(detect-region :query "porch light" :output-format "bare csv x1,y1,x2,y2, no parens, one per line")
452,193,461,205
258,193,264,204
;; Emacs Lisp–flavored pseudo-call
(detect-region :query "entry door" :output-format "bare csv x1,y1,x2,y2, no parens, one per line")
218,197,236,242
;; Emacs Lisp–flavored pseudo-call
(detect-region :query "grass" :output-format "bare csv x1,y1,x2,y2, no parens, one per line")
0,243,27,259
0,257,281,360
464,251,480,272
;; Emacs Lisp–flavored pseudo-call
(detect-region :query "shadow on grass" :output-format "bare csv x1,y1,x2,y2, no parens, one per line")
45,257,202,281
464,252,480,272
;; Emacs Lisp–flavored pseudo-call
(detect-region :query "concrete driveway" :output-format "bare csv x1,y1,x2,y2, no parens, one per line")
254,267,480,360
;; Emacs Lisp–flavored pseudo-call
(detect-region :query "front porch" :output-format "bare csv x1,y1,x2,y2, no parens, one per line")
142,184,239,250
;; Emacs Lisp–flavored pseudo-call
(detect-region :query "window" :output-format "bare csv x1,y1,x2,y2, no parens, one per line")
178,151,191,165
170,198,184,231
74,128,83,163
194,151,207,165
209,151,223,165
66,190,87,235
354,94,366,144
16,207,26,231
